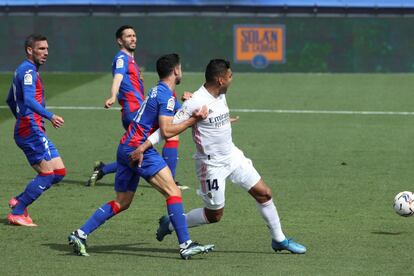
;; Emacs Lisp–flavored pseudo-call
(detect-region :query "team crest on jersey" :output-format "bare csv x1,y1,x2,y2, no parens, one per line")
24,73,33,85
116,58,124,69
167,97,175,111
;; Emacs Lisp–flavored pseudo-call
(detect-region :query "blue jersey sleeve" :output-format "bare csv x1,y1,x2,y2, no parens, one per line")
113,55,127,76
158,92,176,117
6,86,17,118
22,71,53,120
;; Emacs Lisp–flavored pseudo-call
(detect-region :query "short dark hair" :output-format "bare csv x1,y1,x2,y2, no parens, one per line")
24,34,47,53
156,53,180,79
116,25,134,39
205,59,231,83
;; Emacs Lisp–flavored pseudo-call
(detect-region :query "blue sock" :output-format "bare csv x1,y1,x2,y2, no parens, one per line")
13,173,55,215
102,162,117,175
15,192,24,201
52,168,66,184
80,201,119,235
163,141,179,179
167,196,190,244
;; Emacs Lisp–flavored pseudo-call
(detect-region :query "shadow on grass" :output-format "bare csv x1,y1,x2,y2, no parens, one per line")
43,242,196,260
44,241,272,259
0,218,10,225
59,179,153,189
371,231,405,235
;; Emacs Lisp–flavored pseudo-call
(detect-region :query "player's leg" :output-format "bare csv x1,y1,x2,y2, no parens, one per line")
248,179,306,254
8,135,56,226
69,150,139,256
162,136,188,190
157,161,228,241
148,166,214,259
230,148,306,254
162,136,179,179
87,161,117,186
8,159,54,226
47,139,66,184
75,191,135,237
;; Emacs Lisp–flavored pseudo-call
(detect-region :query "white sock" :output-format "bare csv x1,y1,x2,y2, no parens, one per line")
168,208,209,231
179,239,193,249
256,199,286,242
76,229,87,240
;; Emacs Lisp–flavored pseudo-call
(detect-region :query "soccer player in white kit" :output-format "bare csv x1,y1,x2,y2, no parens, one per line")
129,59,306,254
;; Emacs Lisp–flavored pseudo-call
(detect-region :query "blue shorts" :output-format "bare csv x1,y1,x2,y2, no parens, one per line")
115,144,167,192
15,132,60,166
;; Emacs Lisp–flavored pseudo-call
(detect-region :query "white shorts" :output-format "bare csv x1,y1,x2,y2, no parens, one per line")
195,147,261,210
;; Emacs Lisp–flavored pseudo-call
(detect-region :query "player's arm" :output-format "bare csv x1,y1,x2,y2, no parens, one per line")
105,73,123,108
22,72,64,128
129,103,206,167
159,105,207,138
6,87,17,118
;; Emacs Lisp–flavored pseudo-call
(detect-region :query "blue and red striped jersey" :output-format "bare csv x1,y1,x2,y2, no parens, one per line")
112,51,145,115
120,81,180,147
6,59,53,138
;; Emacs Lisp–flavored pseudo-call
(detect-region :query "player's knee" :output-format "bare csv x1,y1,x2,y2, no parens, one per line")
205,208,224,223
250,182,272,203
165,185,182,198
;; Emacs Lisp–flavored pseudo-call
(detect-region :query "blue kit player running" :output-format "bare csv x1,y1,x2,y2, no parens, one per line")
69,54,214,259
88,25,185,189
6,34,66,227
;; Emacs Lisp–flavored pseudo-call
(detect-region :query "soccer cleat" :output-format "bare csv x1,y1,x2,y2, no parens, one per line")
272,238,307,254
175,181,189,190
7,213,37,227
156,215,172,241
180,242,215,260
68,231,89,256
8,197,29,217
86,161,105,186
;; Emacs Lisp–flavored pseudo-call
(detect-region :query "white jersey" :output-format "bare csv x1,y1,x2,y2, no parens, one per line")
176,85,235,164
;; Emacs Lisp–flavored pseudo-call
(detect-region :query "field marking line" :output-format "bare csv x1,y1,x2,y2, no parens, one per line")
1,105,414,116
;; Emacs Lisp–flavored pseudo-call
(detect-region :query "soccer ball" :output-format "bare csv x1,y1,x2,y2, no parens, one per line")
393,191,414,217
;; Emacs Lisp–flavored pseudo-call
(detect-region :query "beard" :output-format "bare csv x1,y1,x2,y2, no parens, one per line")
175,77,181,85
125,43,136,52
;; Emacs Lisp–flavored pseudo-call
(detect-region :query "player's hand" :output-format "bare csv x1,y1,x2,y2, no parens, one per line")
181,91,193,102
51,114,64,129
230,116,240,123
192,105,208,121
129,146,145,168
105,97,116,109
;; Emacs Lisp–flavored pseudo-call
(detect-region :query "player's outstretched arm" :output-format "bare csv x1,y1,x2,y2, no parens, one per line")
158,105,208,139
105,74,123,108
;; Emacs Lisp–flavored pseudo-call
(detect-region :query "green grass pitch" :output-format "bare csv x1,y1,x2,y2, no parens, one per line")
1,72,414,274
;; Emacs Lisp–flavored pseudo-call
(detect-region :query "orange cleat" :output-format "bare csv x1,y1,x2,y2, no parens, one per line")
7,213,37,227
8,197,29,217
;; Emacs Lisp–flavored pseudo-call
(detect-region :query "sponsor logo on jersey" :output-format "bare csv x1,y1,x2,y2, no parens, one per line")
24,73,33,85
167,97,175,111
234,24,285,69
208,112,230,128
116,58,124,69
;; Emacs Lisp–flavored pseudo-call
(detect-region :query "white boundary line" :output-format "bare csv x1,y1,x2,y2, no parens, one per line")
1,105,414,116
